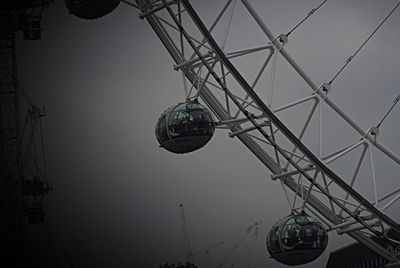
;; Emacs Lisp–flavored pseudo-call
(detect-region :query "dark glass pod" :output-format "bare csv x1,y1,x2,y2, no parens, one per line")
155,100,215,154
64,0,120,19
266,213,328,266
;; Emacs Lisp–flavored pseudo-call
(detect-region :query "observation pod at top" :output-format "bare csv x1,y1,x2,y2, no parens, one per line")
64,0,120,20
266,213,328,266
155,100,215,154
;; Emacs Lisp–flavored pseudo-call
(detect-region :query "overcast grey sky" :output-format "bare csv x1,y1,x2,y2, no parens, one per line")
17,0,400,267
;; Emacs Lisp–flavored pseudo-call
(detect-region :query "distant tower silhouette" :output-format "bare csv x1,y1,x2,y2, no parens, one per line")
0,1,52,265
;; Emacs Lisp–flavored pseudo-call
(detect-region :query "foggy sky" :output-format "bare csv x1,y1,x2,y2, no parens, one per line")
17,0,400,267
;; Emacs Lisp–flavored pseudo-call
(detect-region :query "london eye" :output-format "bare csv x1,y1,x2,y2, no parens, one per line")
115,0,400,266
3,0,400,267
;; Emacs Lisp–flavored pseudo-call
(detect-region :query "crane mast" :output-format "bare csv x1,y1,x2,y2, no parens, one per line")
0,1,51,265
0,30,25,266
179,203,194,264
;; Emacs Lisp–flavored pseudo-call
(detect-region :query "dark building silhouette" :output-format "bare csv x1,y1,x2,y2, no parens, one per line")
159,262,198,268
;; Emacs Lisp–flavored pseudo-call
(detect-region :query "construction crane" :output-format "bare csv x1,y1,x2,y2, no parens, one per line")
204,222,261,268
0,0,52,265
179,203,194,264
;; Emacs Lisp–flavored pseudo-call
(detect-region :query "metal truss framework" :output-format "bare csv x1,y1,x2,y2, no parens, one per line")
0,33,25,262
133,0,400,265
0,2,51,263
0,35,50,264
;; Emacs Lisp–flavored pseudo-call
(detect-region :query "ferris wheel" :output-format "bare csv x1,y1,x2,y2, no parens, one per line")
66,0,400,266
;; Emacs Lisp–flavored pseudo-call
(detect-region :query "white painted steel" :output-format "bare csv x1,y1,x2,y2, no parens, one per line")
240,0,400,165
133,0,400,264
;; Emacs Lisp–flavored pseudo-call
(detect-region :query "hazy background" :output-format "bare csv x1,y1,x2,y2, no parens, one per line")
16,0,400,267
